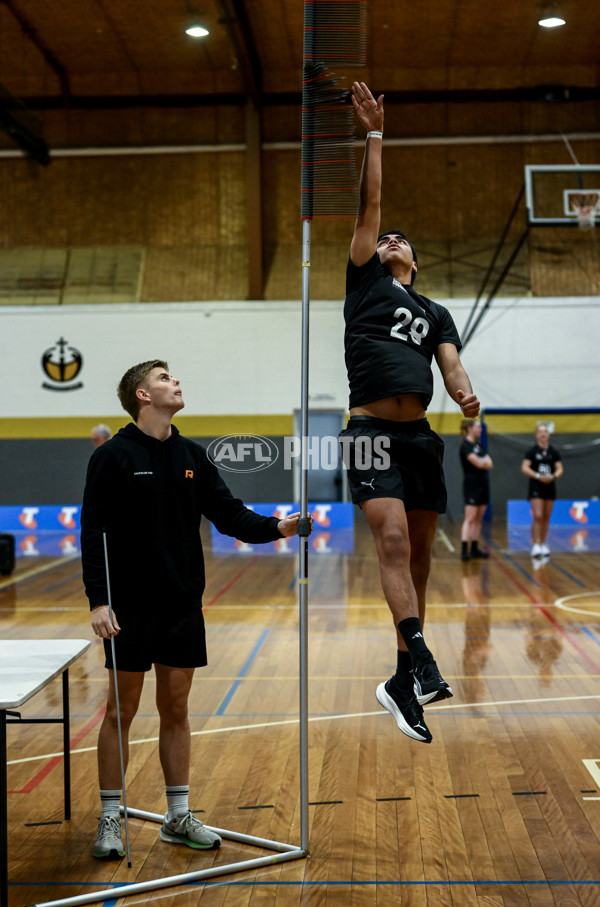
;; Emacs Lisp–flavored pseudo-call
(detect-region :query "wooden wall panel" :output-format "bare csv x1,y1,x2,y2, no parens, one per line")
0,105,598,301
529,227,600,296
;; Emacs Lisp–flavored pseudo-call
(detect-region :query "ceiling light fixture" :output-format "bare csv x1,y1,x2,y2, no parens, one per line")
538,4,566,28
185,24,209,38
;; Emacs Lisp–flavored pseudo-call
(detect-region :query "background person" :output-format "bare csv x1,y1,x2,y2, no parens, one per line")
521,422,563,557
339,81,482,745
91,423,112,447
81,360,309,860
459,419,493,561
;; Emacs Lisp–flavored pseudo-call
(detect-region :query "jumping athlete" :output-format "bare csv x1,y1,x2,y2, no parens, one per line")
521,422,563,557
81,360,310,859
340,82,482,744
459,419,493,561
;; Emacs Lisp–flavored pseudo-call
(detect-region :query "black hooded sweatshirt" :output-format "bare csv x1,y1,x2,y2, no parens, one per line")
81,423,282,616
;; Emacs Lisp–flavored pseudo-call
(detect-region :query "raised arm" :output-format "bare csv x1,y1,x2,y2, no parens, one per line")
350,81,384,267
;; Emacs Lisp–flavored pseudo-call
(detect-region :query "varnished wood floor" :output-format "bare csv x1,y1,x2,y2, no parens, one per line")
3,515,600,906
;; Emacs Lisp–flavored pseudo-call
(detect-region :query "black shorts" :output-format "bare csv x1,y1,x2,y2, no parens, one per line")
528,480,556,502
463,476,489,507
339,416,447,513
104,605,207,672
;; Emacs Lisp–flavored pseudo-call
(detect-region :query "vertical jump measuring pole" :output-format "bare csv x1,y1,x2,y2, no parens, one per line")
299,0,367,851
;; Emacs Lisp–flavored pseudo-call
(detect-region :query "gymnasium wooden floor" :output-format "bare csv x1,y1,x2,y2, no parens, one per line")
3,515,600,906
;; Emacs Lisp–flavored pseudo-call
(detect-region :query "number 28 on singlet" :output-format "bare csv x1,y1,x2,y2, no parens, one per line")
390,306,430,346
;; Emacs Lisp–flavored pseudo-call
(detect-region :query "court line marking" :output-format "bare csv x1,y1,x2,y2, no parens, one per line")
9,692,600,767
555,590,600,618
0,554,79,589
492,549,600,671
0,602,539,613
436,528,455,552
215,628,269,715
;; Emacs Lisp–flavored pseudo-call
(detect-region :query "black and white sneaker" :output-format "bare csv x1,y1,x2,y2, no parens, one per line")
376,681,432,743
412,658,453,706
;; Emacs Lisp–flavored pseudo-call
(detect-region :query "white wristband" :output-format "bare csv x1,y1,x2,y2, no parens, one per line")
366,131,383,139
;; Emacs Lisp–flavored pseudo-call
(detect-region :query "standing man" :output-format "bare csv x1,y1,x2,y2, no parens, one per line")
82,360,309,859
339,83,481,744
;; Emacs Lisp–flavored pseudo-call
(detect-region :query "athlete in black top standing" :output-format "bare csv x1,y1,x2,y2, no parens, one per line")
82,360,309,860
339,82,481,744
459,419,493,561
521,422,563,557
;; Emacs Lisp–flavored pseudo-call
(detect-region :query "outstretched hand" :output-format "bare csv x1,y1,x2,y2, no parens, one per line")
277,512,314,538
351,81,384,133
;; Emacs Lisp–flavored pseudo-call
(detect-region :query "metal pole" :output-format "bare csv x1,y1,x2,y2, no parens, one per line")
298,217,312,853
31,848,305,907
62,670,71,820
1,710,7,907
102,532,132,868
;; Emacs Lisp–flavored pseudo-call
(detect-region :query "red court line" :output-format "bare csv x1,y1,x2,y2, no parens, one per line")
536,605,600,673
490,551,600,673
10,556,262,793
9,704,106,794
203,556,259,611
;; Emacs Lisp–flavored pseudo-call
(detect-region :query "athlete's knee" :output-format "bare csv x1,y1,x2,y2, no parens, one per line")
105,697,137,730
376,524,410,562
158,696,190,726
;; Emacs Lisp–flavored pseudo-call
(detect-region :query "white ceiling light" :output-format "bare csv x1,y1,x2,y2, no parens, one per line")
538,4,566,27
185,24,209,38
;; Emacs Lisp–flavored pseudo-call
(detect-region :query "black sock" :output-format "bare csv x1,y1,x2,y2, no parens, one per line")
390,649,413,692
397,617,430,663
462,541,469,556
471,540,480,553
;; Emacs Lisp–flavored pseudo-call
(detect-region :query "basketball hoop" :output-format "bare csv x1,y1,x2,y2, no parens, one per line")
566,190,600,231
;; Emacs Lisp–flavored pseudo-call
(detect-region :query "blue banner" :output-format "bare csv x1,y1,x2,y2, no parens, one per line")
507,499,600,553
0,505,80,532
210,502,354,556
507,499,600,527
1,503,355,559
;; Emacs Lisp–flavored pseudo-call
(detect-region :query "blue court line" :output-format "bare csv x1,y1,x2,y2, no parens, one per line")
11,881,119,905
215,629,269,716
581,626,600,648
549,559,586,588
488,539,541,587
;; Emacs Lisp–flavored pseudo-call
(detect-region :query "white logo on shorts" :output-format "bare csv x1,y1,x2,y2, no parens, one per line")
360,478,376,490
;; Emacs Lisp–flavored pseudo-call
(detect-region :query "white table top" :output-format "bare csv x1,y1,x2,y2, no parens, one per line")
0,639,90,709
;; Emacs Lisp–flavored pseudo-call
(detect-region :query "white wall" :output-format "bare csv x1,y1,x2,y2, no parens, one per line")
2,295,599,418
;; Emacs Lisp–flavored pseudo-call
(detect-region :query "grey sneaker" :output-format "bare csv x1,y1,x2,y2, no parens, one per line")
160,811,222,850
92,815,125,860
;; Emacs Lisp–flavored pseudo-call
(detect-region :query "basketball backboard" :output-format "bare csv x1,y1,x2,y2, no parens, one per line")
525,165,600,225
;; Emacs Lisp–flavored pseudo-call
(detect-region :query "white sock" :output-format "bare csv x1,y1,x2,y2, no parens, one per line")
100,789,122,819
166,785,189,821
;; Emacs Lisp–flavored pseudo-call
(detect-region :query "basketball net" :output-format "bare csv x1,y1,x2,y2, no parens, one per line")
569,192,600,231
